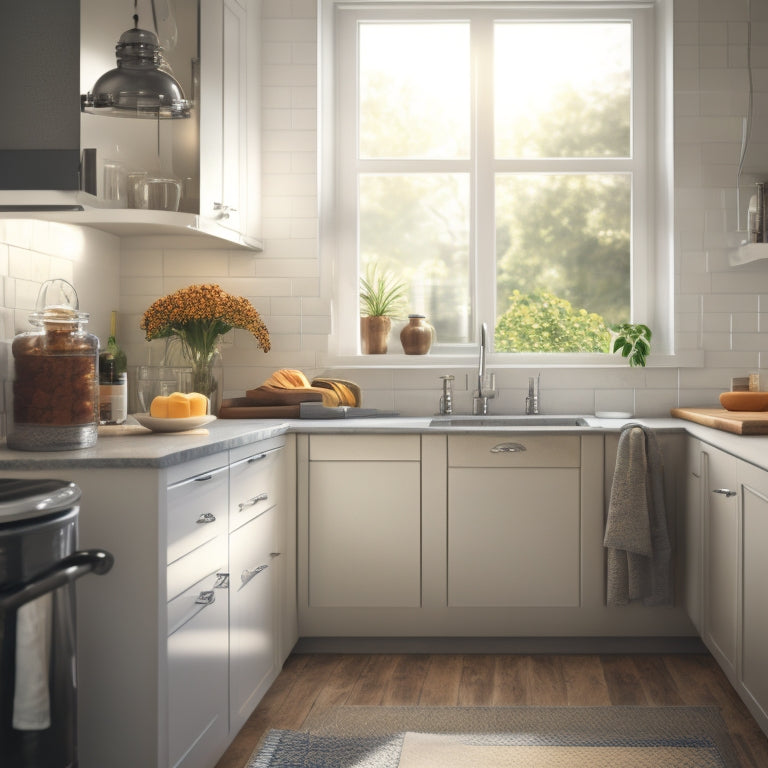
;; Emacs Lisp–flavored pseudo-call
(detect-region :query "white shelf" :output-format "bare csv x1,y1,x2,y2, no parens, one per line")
0,197,262,250
729,242,768,266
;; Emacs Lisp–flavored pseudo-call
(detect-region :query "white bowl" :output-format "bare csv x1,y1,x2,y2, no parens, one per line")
134,413,217,432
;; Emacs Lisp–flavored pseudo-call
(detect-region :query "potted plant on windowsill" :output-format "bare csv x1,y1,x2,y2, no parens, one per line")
360,267,407,354
611,322,652,367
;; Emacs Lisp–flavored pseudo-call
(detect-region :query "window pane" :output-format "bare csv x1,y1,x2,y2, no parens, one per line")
359,23,470,159
495,174,630,352
360,174,471,343
495,23,631,158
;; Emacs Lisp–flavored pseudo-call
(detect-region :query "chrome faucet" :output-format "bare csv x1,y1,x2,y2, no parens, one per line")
472,323,496,415
438,374,454,415
525,372,541,415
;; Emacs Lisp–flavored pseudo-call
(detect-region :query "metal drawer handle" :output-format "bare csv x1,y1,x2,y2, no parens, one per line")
196,512,216,524
194,590,215,606
238,492,268,511
241,564,268,587
194,474,213,482
490,442,527,453
713,488,737,498
247,453,268,464
214,573,230,589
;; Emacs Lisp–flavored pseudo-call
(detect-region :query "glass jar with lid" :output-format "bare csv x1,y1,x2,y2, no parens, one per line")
8,280,99,451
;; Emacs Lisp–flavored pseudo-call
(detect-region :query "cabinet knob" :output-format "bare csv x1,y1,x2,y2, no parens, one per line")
214,572,230,589
490,442,527,453
196,512,216,524
713,488,737,498
238,492,268,511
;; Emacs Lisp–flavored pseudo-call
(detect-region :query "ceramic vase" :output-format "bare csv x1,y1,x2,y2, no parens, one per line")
400,314,434,355
360,316,392,354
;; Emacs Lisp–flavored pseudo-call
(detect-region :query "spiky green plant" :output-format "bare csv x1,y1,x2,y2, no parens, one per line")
360,266,408,318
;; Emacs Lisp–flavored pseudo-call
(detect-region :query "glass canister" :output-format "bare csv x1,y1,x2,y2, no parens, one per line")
8,280,99,451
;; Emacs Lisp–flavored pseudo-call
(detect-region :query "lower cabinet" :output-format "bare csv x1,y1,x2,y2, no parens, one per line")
447,435,580,607
0,433,296,768
690,437,768,736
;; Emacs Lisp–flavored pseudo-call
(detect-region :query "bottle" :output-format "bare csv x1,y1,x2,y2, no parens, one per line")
99,311,128,425
9,280,99,451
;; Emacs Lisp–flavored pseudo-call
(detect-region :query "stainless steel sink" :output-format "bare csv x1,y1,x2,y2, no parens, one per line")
428,416,590,427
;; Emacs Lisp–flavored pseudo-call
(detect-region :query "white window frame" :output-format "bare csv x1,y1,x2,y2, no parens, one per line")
319,0,675,365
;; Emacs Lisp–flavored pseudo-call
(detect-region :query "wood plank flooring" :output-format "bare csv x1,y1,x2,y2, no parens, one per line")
214,652,768,768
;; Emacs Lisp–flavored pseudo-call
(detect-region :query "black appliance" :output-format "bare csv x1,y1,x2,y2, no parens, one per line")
0,479,113,768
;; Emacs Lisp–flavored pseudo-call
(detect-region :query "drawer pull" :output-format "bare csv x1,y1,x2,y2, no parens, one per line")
713,488,737,498
194,474,213,482
214,572,230,589
241,564,268,587
238,492,268,511
247,453,268,464
196,512,216,524
490,442,527,453
194,590,215,606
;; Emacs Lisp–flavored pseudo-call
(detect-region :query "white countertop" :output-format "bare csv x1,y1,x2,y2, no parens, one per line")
0,414,765,471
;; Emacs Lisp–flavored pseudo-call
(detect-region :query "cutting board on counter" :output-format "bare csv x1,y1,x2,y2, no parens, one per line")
671,407,768,434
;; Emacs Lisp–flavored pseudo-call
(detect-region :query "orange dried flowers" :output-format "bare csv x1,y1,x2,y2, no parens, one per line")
140,284,271,358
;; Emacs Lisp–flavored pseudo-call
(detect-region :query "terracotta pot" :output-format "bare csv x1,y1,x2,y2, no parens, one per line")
360,316,392,354
400,314,434,355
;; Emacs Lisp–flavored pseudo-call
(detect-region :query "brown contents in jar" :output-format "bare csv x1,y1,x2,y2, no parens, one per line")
13,330,98,426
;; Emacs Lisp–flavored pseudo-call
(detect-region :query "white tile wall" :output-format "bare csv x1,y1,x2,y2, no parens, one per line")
3,0,768,426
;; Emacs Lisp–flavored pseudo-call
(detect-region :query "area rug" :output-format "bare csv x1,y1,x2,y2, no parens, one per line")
248,706,739,767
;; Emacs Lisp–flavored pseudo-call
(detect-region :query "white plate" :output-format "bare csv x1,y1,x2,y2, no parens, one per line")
134,413,217,432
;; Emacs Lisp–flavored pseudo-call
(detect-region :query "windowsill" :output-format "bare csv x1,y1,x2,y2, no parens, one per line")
318,350,704,369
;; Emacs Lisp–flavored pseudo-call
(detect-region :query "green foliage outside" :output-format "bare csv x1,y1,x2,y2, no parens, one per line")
495,290,612,353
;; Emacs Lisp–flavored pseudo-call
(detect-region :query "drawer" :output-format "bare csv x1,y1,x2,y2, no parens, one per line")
167,464,228,565
448,435,580,468
309,434,420,461
167,536,227,604
230,446,281,532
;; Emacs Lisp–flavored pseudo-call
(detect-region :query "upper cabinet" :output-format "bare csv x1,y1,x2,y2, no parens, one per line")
0,0,262,250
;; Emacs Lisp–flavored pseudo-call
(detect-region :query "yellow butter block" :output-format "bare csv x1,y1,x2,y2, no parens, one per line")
150,395,170,418
187,393,208,416
167,392,191,418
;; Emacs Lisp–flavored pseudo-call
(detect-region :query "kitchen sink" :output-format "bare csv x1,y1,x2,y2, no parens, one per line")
428,416,590,427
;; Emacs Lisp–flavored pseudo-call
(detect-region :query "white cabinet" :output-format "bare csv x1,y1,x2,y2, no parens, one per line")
701,444,739,676
446,435,581,608
734,461,768,730
306,434,422,608
684,438,704,632
0,433,294,768
228,443,283,734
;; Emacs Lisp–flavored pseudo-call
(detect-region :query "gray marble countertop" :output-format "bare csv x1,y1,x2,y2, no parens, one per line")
0,414,765,472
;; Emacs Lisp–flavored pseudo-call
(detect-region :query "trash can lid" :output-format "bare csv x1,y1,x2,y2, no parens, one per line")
0,479,81,523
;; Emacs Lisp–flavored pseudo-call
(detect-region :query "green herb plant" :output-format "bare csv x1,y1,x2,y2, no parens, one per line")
360,266,408,318
611,323,652,367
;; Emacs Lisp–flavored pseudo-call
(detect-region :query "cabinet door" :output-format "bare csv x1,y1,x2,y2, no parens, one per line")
448,466,580,607
167,553,229,768
228,507,276,734
684,438,703,632
703,447,739,674
739,462,768,725
308,459,421,608
199,0,251,242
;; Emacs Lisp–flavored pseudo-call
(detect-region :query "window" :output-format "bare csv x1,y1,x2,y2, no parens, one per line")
324,2,668,358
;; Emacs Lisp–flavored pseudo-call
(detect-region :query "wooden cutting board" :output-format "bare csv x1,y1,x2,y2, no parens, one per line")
671,407,768,435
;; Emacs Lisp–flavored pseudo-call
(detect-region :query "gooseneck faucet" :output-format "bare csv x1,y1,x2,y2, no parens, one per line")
472,323,496,415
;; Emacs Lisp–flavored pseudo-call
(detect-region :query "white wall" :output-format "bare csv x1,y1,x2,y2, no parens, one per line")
3,0,768,430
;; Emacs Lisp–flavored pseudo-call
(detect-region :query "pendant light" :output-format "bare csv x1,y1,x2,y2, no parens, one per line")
81,1,190,119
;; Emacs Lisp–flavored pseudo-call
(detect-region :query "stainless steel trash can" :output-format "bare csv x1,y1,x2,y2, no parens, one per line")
0,479,113,768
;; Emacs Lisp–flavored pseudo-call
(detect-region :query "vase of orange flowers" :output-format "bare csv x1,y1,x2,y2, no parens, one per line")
141,284,270,414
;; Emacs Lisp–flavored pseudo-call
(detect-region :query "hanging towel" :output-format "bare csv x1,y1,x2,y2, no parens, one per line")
604,424,672,607
13,593,53,730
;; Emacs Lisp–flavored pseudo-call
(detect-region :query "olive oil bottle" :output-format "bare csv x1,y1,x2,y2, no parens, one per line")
99,311,128,424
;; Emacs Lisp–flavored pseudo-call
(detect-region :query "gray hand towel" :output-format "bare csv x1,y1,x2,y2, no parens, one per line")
604,424,672,607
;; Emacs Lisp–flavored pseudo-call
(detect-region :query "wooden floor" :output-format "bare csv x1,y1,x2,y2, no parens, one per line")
215,652,768,768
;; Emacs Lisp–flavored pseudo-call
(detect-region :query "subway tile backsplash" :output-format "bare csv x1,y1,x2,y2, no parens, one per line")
2,0,768,430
